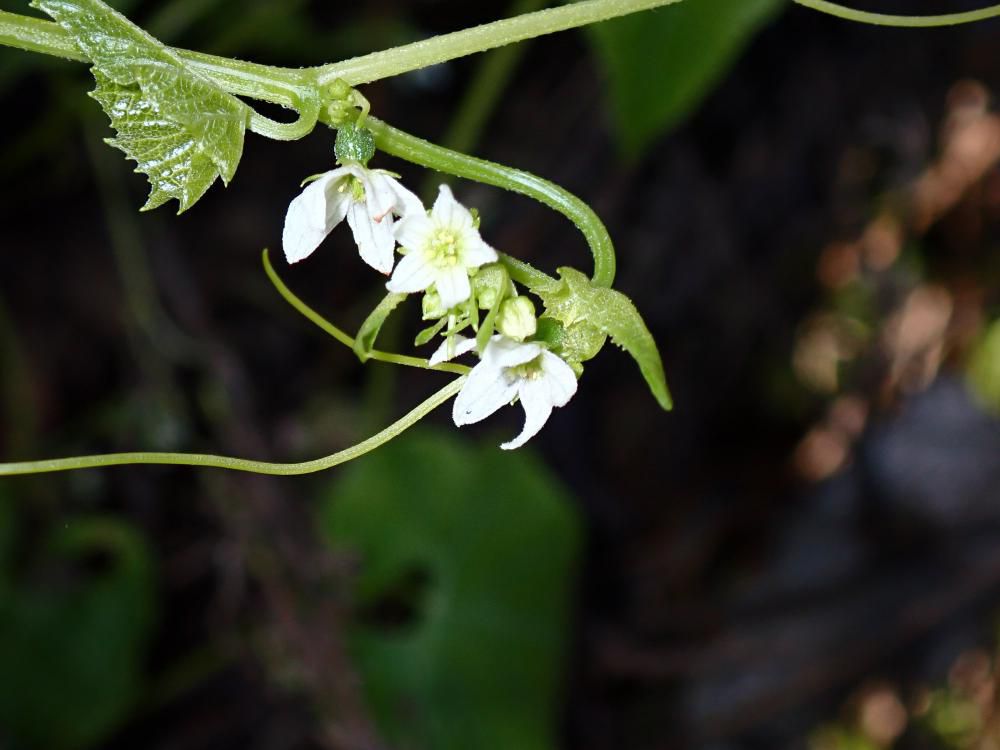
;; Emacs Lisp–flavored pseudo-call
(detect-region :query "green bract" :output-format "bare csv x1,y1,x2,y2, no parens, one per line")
534,267,672,410
33,0,248,212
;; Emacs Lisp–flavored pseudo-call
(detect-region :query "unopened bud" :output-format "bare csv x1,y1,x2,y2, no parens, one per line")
422,290,447,319
497,297,537,340
472,264,507,310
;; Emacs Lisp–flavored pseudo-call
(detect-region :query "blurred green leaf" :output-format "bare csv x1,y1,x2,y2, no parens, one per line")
0,490,14,597
809,726,882,750
586,0,785,157
967,318,1000,413
319,429,580,750
0,506,155,750
33,0,248,212
923,689,984,747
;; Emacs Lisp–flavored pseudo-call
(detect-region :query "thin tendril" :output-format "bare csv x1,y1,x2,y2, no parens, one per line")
0,251,473,477
261,249,469,375
0,377,466,476
247,94,320,141
794,0,1000,27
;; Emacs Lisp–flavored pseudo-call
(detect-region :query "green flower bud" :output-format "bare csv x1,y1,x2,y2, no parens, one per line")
497,296,537,341
335,123,376,165
472,264,508,311
422,290,447,320
328,79,352,100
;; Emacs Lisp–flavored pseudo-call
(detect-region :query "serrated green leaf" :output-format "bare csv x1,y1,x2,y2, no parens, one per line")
354,292,406,362
537,267,672,410
319,429,580,750
587,0,785,157
33,0,249,211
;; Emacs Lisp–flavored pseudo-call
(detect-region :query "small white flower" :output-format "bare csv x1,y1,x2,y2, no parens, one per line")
386,185,498,309
453,335,577,450
282,164,422,274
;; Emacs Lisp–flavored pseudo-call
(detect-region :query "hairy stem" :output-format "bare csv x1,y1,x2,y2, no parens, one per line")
316,0,683,86
423,0,548,198
364,116,617,288
792,0,1000,27
5,0,1000,139
0,10,312,99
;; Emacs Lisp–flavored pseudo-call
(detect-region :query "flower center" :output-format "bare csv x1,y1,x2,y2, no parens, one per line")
504,357,544,383
337,176,366,203
427,228,463,267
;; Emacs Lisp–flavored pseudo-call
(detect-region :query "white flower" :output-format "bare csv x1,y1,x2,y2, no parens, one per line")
282,164,422,274
453,335,577,450
386,185,498,309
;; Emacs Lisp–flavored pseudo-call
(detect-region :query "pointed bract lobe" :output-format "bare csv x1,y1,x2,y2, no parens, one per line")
536,267,672,411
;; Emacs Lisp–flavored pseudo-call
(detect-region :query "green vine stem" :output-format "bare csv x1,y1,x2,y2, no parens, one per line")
0,377,465,476
4,0,1000,139
2,0,999,478
362,116,617,289
793,0,1000,27
314,0,683,86
0,10,309,102
435,0,548,159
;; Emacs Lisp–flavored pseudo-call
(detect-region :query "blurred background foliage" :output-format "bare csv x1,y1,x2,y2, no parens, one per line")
2,0,1000,748
320,430,580,750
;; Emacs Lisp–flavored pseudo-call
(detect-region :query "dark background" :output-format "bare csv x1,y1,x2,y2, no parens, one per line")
3,0,1000,748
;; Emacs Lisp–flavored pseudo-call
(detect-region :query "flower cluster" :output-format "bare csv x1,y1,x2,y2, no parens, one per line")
281,127,578,448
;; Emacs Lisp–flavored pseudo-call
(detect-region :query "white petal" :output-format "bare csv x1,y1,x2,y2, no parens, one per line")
386,249,437,294
537,351,578,407
394,212,433,251
341,163,368,181
281,170,350,263
452,361,518,427
462,237,498,268
346,201,395,275
435,265,472,309
385,175,424,218
428,335,477,366
431,184,474,232
482,335,542,369
360,171,396,223
501,378,556,450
